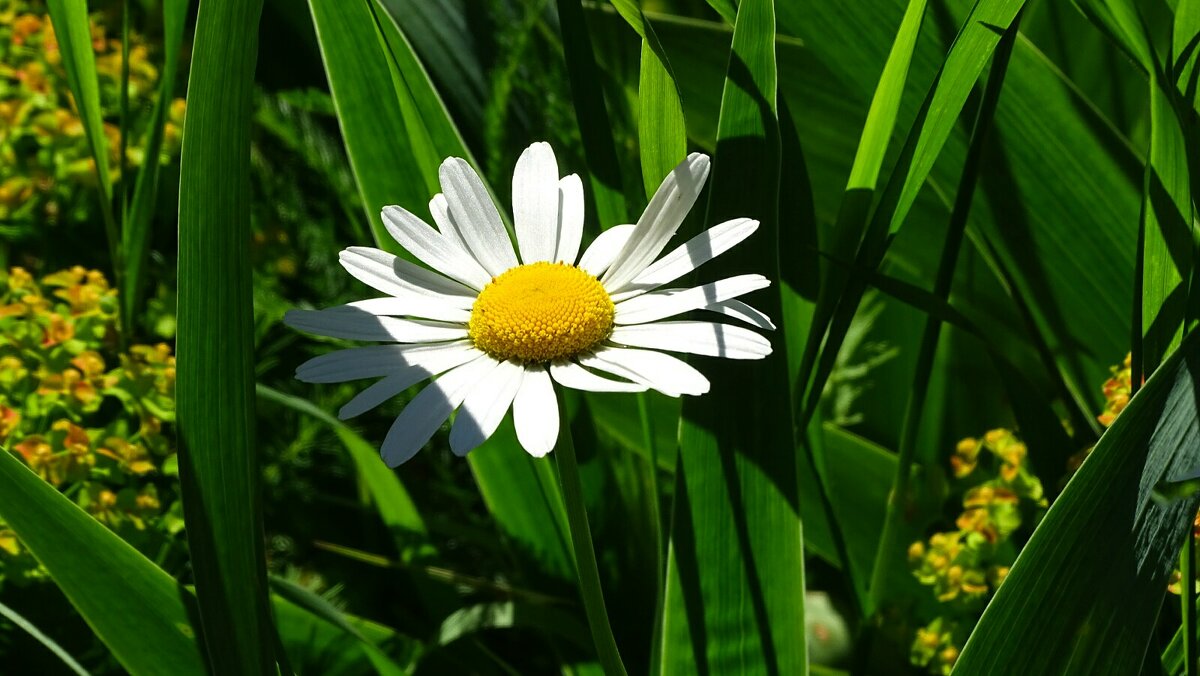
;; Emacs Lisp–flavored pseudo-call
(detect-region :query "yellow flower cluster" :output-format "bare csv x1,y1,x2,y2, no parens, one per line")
0,0,185,223
910,618,962,676
0,266,179,586
908,428,1044,673
1097,353,1132,427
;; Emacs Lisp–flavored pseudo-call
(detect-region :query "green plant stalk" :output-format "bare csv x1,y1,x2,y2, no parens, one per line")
0,600,90,676
1187,525,1198,676
867,15,1020,612
554,393,628,676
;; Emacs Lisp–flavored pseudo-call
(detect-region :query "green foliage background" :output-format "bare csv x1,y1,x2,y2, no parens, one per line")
1,0,1200,674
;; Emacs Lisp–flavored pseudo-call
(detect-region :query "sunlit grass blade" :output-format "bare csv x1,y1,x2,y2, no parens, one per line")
556,0,630,230
0,449,205,674
122,0,189,334
45,0,119,284
176,0,274,672
257,384,427,536
610,0,688,191
953,328,1200,674
1136,72,1193,379
867,16,1021,613
0,599,90,676
307,0,437,254
660,0,805,672
273,590,411,673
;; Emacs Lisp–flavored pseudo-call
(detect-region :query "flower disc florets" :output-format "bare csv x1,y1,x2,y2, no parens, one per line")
469,262,614,363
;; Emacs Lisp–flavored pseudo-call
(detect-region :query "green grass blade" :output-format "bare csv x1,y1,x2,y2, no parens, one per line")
122,0,190,333
793,0,927,426
176,0,274,672
611,0,688,191
1074,0,1155,71
883,0,1027,235
660,0,805,672
0,598,91,675
1137,72,1193,378
953,328,1200,674
307,0,435,254
556,0,630,229
45,0,120,283
0,450,205,674
868,15,1021,613
256,384,427,536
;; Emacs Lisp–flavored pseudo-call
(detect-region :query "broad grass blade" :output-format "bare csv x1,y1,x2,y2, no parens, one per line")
0,449,205,675
954,328,1200,674
176,0,274,672
660,0,806,672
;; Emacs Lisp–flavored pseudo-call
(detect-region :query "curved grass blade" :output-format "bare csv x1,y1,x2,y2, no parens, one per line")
0,449,205,674
176,0,274,672
660,0,805,672
0,599,91,676
611,0,688,191
256,384,427,536
122,0,190,333
45,0,119,284
953,329,1200,674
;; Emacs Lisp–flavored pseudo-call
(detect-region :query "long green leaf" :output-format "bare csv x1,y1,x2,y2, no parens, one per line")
954,329,1200,674
45,0,119,283
0,450,205,674
660,0,805,672
122,0,190,333
176,0,273,672
1138,71,1193,378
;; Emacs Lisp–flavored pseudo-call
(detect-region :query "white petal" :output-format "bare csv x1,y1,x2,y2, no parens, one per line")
429,193,471,255
578,224,636,277
440,157,519,276
284,307,468,343
578,347,710,397
703,299,776,330
344,297,470,324
296,340,475,383
550,360,648,393
600,153,710,290
555,174,585,265
381,206,492,290
339,247,476,303
339,345,480,419
449,361,525,456
613,274,770,325
512,366,559,457
610,218,759,299
609,322,772,360
512,142,560,264
379,355,500,467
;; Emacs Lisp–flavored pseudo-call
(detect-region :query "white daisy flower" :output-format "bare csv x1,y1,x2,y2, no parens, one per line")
285,142,774,466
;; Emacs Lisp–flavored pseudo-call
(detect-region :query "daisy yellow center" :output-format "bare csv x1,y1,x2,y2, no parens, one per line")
469,262,614,363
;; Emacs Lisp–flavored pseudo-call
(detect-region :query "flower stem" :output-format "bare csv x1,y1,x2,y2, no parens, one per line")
554,395,628,676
